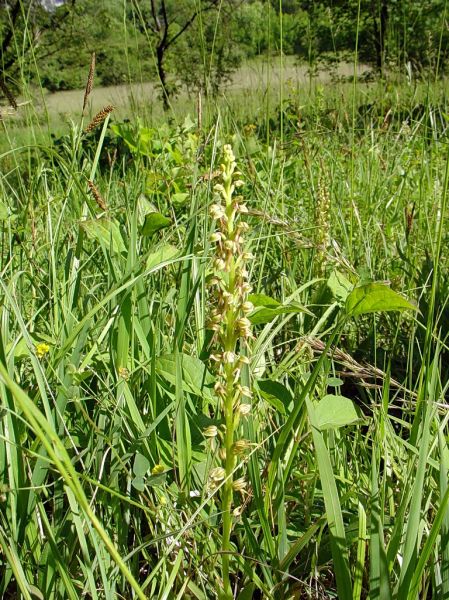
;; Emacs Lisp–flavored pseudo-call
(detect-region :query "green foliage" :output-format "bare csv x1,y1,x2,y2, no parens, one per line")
315,394,362,430
3,0,449,97
345,282,418,317
40,0,153,90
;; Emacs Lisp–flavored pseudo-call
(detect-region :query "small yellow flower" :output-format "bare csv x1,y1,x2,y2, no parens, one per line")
118,367,130,380
243,123,257,137
35,342,50,359
151,464,165,475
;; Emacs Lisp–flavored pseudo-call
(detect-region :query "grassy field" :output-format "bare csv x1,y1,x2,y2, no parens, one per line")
1,57,371,149
2,55,449,599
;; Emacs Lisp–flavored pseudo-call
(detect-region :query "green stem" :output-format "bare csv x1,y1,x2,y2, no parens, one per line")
221,365,235,599
221,229,236,598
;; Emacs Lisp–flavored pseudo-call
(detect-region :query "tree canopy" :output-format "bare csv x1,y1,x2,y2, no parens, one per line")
1,0,448,100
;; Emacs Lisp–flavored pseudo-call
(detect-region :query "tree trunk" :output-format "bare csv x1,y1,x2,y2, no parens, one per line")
371,0,388,75
156,43,169,111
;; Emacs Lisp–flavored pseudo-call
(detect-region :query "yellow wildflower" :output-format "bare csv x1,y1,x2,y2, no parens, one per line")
151,464,165,475
36,342,50,359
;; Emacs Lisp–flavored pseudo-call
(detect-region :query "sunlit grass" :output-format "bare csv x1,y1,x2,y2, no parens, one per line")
2,19,449,600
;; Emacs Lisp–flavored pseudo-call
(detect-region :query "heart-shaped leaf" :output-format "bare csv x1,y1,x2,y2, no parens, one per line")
346,283,417,317
328,270,353,303
141,212,171,236
82,219,126,254
156,353,214,399
146,244,180,270
315,394,362,430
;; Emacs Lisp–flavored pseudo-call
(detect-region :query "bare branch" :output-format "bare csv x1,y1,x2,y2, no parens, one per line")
165,0,221,50
160,0,169,46
150,0,161,31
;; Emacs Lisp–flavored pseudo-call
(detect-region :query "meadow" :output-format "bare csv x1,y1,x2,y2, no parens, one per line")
2,53,449,599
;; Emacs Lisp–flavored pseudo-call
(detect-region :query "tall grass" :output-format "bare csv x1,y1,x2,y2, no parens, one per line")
2,3,449,599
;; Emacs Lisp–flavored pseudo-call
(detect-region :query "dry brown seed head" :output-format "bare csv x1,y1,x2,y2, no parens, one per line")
87,180,107,211
83,51,96,113
84,105,114,134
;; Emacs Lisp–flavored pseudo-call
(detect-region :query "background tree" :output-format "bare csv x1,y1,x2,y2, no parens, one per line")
2,0,449,104
130,0,244,110
270,0,449,76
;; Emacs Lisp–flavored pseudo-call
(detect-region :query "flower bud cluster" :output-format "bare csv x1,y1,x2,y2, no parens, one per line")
204,144,253,503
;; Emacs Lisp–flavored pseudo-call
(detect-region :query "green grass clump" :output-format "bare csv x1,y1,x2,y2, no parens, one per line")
1,66,449,599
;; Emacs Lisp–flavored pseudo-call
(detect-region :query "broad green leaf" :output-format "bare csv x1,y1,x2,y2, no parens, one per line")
328,270,353,303
306,396,353,599
136,194,158,226
182,114,195,131
141,212,171,236
248,293,280,308
346,283,417,317
327,377,343,388
0,200,8,220
147,473,166,487
7,337,31,360
257,379,292,414
156,353,214,399
249,303,311,325
81,219,126,254
110,122,139,152
145,172,165,194
171,192,189,206
370,449,393,600
146,244,180,270
131,477,144,492
315,394,362,430
248,293,312,324
133,453,150,478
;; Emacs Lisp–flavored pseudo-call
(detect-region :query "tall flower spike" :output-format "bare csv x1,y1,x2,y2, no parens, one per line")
207,144,253,598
